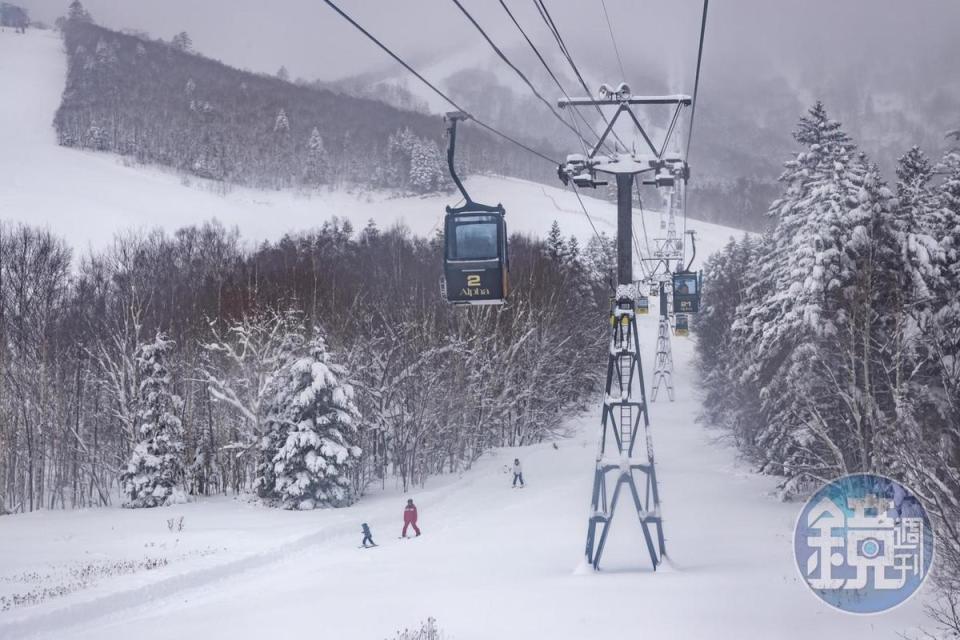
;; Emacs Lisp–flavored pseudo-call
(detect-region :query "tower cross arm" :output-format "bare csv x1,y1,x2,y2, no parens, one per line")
559,94,692,108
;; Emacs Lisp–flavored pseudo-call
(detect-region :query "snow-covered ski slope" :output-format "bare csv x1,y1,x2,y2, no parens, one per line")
0,28,931,640
0,315,929,640
0,28,733,252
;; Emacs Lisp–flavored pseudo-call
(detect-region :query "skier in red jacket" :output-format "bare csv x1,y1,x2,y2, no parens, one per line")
402,498,421,537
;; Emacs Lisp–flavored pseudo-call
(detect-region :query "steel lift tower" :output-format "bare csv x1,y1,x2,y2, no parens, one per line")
558,84,690,570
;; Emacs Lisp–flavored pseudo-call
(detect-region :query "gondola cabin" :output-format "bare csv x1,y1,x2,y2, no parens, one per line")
442,207,509,305
674,313,689,336
672,271,701,314
637,294,650,315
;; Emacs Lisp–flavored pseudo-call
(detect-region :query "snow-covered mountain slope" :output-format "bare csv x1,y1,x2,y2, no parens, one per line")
0,299,928,639
0,28,734,257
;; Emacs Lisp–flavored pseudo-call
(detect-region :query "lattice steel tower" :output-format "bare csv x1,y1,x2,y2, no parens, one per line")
558,86,689,569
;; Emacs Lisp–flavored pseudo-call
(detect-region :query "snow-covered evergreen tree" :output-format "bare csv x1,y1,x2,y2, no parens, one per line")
257,333,362,509
728,103,874,492
171,31,192,52
409,139,443,193
67,0,92,23
546,221,564,262
274,108,289,134
121,333,186,508
276,66,289,82
94,37,116,66
746,101,865,349
563,234,581,265
893,147,943,318
85,121,107,150
304,127,328,186
583,231,615,284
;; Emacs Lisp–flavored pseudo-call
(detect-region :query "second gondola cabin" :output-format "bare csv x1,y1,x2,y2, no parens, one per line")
675,313,689,336
442,206,509,305
637,293,650,315
672,271,701,314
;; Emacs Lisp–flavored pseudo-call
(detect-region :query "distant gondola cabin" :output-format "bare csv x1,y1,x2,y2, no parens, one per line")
675,313,689,336
637,294,650,315
672,271,701,314
443,209,509,305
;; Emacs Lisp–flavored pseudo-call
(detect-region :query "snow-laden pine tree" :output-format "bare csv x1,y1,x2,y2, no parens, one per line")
121,333,186,508
257,333,361,509
304,127,328,186
67,0,92,23
745,101,865,352
731,103,870,492
546,221,564,262
85,121,107,150
171,31,192,52
409,139,443,193
889,147,944,333
274,108,289,134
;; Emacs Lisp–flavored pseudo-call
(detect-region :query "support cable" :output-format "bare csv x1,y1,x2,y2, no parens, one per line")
498,0,613,155
681,0,709,270
599,0,627,85
568,183,604,246
449,0,591,149
533,0,628,151
685,0,709,164
322,0,560,166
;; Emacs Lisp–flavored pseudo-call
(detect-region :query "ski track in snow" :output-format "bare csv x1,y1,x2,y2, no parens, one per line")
0,28,932,640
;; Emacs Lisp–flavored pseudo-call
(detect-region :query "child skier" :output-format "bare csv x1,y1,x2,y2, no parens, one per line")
402,498,421,537
360,522,376,547
512,458,525,487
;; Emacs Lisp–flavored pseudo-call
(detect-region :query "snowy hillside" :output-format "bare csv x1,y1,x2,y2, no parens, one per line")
0,28,733,253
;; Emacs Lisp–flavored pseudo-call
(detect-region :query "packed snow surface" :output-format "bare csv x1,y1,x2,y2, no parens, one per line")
0,27,931,640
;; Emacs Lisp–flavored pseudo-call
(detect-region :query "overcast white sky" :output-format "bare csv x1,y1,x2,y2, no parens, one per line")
19,1,959,85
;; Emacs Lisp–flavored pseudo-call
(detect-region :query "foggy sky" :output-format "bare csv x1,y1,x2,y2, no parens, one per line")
19,0,960,101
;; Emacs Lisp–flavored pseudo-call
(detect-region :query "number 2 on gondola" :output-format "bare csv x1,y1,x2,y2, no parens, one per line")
467,275,481,287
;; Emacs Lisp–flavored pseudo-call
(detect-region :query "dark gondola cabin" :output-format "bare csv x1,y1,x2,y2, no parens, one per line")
637,294,650,315
672,271,701,314
674,313,689,336
443,208,509,305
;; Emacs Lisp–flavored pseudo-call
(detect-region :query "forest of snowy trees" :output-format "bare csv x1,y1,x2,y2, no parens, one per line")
52,11,556,193
0,217,614,514
696,102,960,632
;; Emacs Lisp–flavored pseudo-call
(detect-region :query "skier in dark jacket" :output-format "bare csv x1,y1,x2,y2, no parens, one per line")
360,522,376,547
402,498,421,537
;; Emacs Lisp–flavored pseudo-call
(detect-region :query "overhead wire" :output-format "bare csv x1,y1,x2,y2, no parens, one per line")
449,0,593,151
599,0,627,85
685,0,709,163
634,181,652,256
532,0,629,152
567,183,604,246
497,0,613,155
681,0,709,270
322,0,560,166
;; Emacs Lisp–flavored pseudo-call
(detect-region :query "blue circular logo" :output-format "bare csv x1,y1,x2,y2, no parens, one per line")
793,474,934,614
